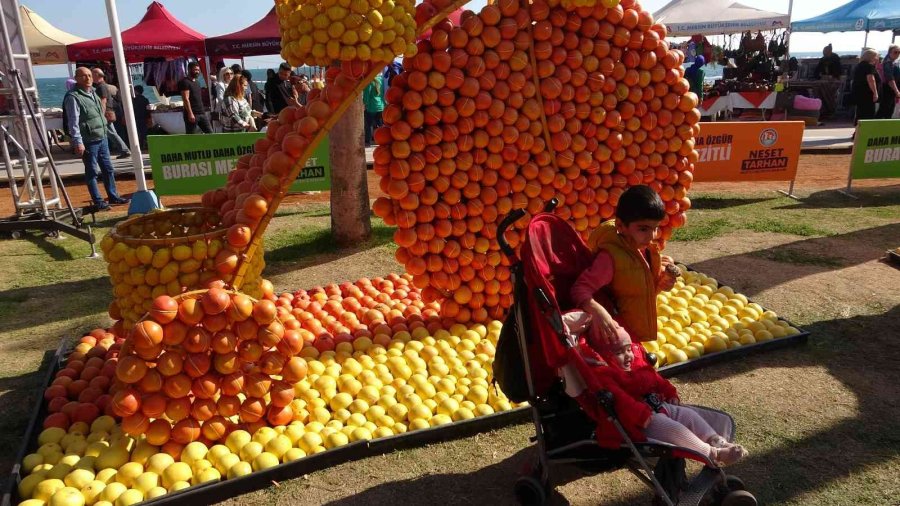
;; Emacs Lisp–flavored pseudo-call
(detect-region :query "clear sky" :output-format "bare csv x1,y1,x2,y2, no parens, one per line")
28,0,896,78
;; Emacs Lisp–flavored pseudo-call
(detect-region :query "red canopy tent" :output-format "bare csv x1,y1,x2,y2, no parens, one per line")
66,2,206,62
205,8,280,58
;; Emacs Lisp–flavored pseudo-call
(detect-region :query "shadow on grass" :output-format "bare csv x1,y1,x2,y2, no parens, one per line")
323,446,552,506
0,277,108,337
688,222,900,295
324,306,900,506
690,196,774,210
263,224,396,275
0,347,61,495
775,185,900,210
24,233,76,261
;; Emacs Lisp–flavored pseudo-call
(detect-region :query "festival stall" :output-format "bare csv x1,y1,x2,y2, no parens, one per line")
654,0,790,120
3,0,811,504
205,8,279,60
791,0,900,45
20,5,84,65
66,2,207,135
789,0,900,120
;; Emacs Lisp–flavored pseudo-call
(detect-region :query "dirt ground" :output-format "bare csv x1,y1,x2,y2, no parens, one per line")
1,153,891,217
1,149,898,505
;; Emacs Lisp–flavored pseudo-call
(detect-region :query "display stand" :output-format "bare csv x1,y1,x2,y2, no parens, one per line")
776,178,801,200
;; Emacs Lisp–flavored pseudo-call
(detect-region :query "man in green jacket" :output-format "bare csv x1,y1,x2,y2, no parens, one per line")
363,74,385,146
63,67,128,209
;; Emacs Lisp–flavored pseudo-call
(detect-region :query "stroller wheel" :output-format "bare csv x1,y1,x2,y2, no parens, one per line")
721,490,757,506
514,475,547,506
724,475,746,491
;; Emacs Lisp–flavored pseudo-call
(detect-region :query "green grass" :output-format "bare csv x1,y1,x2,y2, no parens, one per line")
671,190,900,243
744,219,831,237
671,217,731,241
264,220,395,263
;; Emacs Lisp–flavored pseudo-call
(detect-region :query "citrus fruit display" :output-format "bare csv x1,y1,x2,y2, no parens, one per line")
276,0,418,66
372,0,699,322
13,0,811,502
100,209,266,327
649,266,804,366
19,269,800,504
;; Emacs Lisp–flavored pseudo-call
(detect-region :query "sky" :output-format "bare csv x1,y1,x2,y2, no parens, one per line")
29,0,897,79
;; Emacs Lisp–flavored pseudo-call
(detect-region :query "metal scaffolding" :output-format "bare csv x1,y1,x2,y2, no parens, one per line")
0,0,94,254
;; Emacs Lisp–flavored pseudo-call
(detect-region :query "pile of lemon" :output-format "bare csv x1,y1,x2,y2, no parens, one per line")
16,321,518,506
648,265,802,365
276,0,418,66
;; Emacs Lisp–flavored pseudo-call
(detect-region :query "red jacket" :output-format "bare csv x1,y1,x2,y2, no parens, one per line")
572,341,679,448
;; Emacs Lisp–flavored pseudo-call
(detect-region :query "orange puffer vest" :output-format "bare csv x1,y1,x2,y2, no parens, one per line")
586,220,661,342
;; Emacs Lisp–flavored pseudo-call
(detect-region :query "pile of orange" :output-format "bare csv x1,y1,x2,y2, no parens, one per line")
372,0,698,322
109,287,309,449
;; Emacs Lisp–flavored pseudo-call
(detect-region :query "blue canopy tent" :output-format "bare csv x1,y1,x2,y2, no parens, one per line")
791,0,900,46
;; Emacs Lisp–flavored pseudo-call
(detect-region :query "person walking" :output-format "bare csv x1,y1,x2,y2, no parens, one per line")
178,61,212,134
91,68,131,159
876,45,900,119
853,48,880,123
220,75,256,133
363,73,385,146
265,62,300,114
63,67,128,209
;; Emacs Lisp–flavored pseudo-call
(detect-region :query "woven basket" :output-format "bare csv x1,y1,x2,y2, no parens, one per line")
101,208,265,326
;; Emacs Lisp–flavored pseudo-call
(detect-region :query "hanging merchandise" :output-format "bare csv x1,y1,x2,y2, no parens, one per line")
143,57,188,97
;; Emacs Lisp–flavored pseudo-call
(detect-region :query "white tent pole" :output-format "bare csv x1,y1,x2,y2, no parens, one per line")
104,0,145,192
864,30,869,48
67,63,73,78
784,0,793,80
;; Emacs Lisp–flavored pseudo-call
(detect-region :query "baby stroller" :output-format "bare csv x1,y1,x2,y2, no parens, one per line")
493,202,757,506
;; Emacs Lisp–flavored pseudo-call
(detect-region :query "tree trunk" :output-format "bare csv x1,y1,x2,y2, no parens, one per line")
329,92,371,246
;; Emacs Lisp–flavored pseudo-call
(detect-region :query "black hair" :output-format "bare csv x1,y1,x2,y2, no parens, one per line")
135,85,144,94
231,63,243,74
241,70,252,80
279,62,292,72
188,61,200,70
615,185,665,225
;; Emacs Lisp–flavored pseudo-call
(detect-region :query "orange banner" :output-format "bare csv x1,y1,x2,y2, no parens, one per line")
692,121,805,182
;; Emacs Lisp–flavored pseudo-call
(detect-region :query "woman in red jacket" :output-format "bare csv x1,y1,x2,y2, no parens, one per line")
566,312,748,466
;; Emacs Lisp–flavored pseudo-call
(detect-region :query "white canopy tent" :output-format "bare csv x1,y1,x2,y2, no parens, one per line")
20,4,84,65
653,0,791,36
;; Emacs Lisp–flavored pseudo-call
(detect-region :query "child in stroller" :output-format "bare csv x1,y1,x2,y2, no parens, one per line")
563,312,748,467
495,201,757,506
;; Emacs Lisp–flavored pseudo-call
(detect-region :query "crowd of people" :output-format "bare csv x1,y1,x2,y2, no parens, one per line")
813,43,900,123
849,44,900,122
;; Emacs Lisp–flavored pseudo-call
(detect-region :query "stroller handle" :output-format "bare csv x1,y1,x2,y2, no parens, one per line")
497,209,527,258
496,199,559,258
